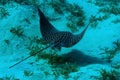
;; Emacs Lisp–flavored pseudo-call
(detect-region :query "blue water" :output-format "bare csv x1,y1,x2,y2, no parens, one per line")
0,0,120,80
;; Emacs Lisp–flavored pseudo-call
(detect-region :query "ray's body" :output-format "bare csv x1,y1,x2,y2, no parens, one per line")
38,7,89,50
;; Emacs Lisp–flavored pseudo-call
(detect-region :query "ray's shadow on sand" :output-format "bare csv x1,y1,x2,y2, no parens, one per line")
59,49,108,66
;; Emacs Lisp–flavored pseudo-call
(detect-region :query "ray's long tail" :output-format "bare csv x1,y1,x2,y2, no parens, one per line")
9,45,51,68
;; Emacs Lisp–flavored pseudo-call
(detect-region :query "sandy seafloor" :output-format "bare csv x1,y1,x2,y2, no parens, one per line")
0,0,120,80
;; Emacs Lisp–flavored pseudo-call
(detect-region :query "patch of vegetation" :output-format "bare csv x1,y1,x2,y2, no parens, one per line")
66,12,85,32
49,0,67,14
50,2,63,14
0,76,19,80
100,47,115,63
99,69,119,80
23,18,31,24
94,0,120,15
66,3,85,31
111,63,120,69
13,0,27,4
24,70,34,77
99,6,120,15
87,0,105,7
0,7,9,19
91,0,119,7
113,40,120,51
88,0,119,15
3,39,10,45
94,1,106,7
89,14,110,28
28,36,48,45
66,22,79,32
29,45,43,58
100,39,120,63
43,51,64,65
66,3,84,17
0,0,39,5
76,17,85,27
26,36,48,52
13,0,38,5
29,47,60,62
112,18,120,24
89,15,98,28
52,62,78,78
10,26,24,37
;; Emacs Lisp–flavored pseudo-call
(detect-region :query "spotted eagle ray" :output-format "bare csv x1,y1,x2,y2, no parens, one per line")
38,7,89,51
9,7,89,68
